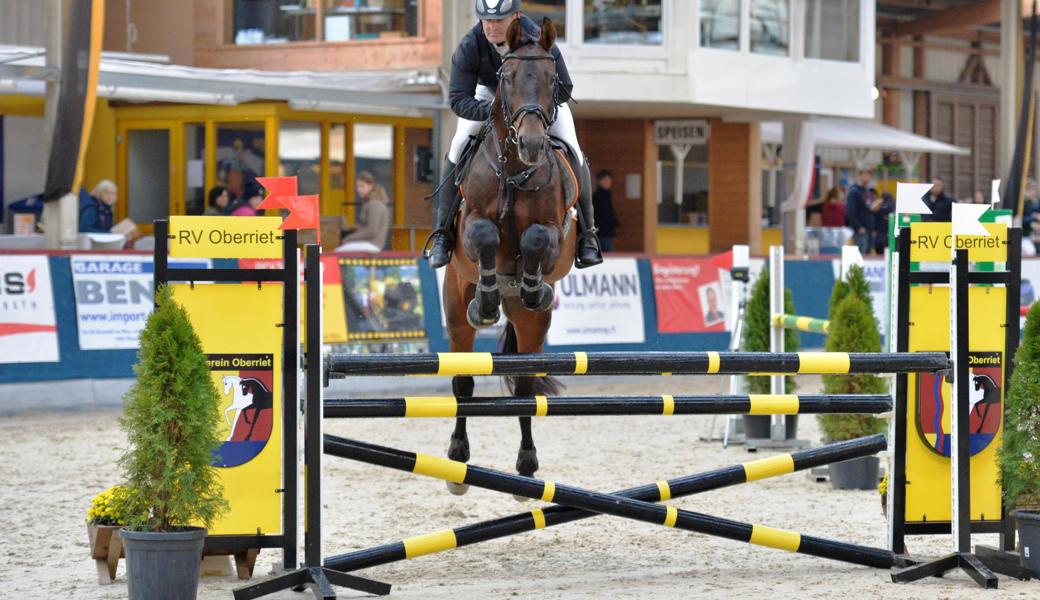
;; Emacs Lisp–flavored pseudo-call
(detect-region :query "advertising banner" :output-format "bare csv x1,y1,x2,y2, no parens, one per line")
171,283,283,536
546,258,645,346
651,257,729,333
0,255,59,363
71,255,209,350
340,257,425,342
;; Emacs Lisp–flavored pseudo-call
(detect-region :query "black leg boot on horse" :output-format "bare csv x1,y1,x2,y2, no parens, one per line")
570,155,603,269
425,157,461,269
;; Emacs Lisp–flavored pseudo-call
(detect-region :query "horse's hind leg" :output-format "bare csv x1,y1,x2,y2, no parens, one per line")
519,224,557,312
502,307,558,495
443,264,477,495
446,375,475,495
463,218,501,328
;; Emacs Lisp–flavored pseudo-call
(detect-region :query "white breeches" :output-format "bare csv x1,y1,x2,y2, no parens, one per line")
449,84,583,166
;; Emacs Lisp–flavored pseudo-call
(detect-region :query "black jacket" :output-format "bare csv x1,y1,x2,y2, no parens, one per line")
922,191,955,222
449,17,574,122
592,187,619,238
845,183,873,231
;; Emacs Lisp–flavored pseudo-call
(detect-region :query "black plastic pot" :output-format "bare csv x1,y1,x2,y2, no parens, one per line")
121,526,206,600
742,415,798,440
1014,509,1040,577
828,455,880,490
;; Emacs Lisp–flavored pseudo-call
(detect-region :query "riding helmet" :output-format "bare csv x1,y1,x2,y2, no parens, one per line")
475,0,521,20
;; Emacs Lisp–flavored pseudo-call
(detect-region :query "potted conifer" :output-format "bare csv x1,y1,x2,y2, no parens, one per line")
999,302,1040,577
819,266,887,490
743,268,799,439
118,285,228,600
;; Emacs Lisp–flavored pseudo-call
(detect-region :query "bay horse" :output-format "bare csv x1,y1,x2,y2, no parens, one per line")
440,17,578,495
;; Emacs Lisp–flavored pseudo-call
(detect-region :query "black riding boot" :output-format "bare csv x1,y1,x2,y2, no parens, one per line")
574,158,603,269
425,158,459,269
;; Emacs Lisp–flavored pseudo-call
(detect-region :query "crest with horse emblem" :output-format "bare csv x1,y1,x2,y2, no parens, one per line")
914,351,1003,457
207,353,275,468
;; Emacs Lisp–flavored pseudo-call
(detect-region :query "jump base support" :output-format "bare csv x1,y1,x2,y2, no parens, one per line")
232,566,390,600
891,552,998,588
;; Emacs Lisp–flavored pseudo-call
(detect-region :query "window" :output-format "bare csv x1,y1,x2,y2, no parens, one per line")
228,0,419,45
525,0,567,42
184,124,206,215
583,0,662,46
353,123,394,224
216,122,265,199
658,145,709,225
700,0,740,50
279,121,321,195
750,0,789,56
804,0,859,62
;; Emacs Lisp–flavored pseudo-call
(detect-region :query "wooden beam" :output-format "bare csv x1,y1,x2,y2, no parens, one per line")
892,0,1001,37
882,35,902,128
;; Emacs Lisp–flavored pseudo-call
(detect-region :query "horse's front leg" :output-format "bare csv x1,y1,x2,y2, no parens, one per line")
463,218,501,328
519,224,559,312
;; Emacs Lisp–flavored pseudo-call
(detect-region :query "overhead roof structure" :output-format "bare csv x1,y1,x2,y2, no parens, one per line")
0,45,445,114
760,118,970,156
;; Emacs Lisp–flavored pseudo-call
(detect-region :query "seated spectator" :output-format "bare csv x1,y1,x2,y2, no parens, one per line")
821,186,846,227
337,171,390,253
203,186,230,216
228,181,263,216
79,180,117,233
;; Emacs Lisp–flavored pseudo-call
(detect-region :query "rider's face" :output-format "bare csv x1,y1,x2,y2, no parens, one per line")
482,13,519,45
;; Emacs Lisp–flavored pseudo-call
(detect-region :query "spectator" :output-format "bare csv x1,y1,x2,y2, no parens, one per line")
228,181,263,216
922,178,955,222
871,191,894,255
820,186,846,227
973,190,987,204
337,171,390,252
845,169,874,255
203,186,230,216
592,170,620,252
79,180,117,233
1023,179,1040,236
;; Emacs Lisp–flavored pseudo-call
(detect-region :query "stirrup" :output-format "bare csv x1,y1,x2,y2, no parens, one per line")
575,230,603,269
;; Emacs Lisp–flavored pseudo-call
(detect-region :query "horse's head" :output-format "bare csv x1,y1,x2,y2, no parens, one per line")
499,17,559,166
222,375,235,395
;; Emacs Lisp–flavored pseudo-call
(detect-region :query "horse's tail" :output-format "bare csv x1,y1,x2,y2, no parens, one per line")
500,322,563,397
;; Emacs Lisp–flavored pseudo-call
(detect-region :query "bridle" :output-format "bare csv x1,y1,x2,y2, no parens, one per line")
481,46,561,225
496,49,559,148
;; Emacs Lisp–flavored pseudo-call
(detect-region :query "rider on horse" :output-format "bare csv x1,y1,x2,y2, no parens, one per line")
425,0,603,270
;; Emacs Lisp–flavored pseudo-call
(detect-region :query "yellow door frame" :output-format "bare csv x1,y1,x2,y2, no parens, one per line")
116,119,182,234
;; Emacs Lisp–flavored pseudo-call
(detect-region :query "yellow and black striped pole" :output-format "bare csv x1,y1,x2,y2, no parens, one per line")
324,435,886,572
324,394,891,418
327,351,948,378
773,314,830,335
324,435,895,571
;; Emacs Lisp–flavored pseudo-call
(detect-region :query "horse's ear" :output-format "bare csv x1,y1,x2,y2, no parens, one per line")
507,17,524,52
539,17,557,51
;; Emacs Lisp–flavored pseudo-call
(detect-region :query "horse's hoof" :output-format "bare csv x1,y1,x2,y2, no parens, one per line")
466,299,500,329
447,435,470,463
516,447,539,478
512,494,531,503
447,482,471,496
523,283,554,312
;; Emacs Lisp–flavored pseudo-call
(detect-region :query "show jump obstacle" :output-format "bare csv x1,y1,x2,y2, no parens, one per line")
152,211,1028,599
